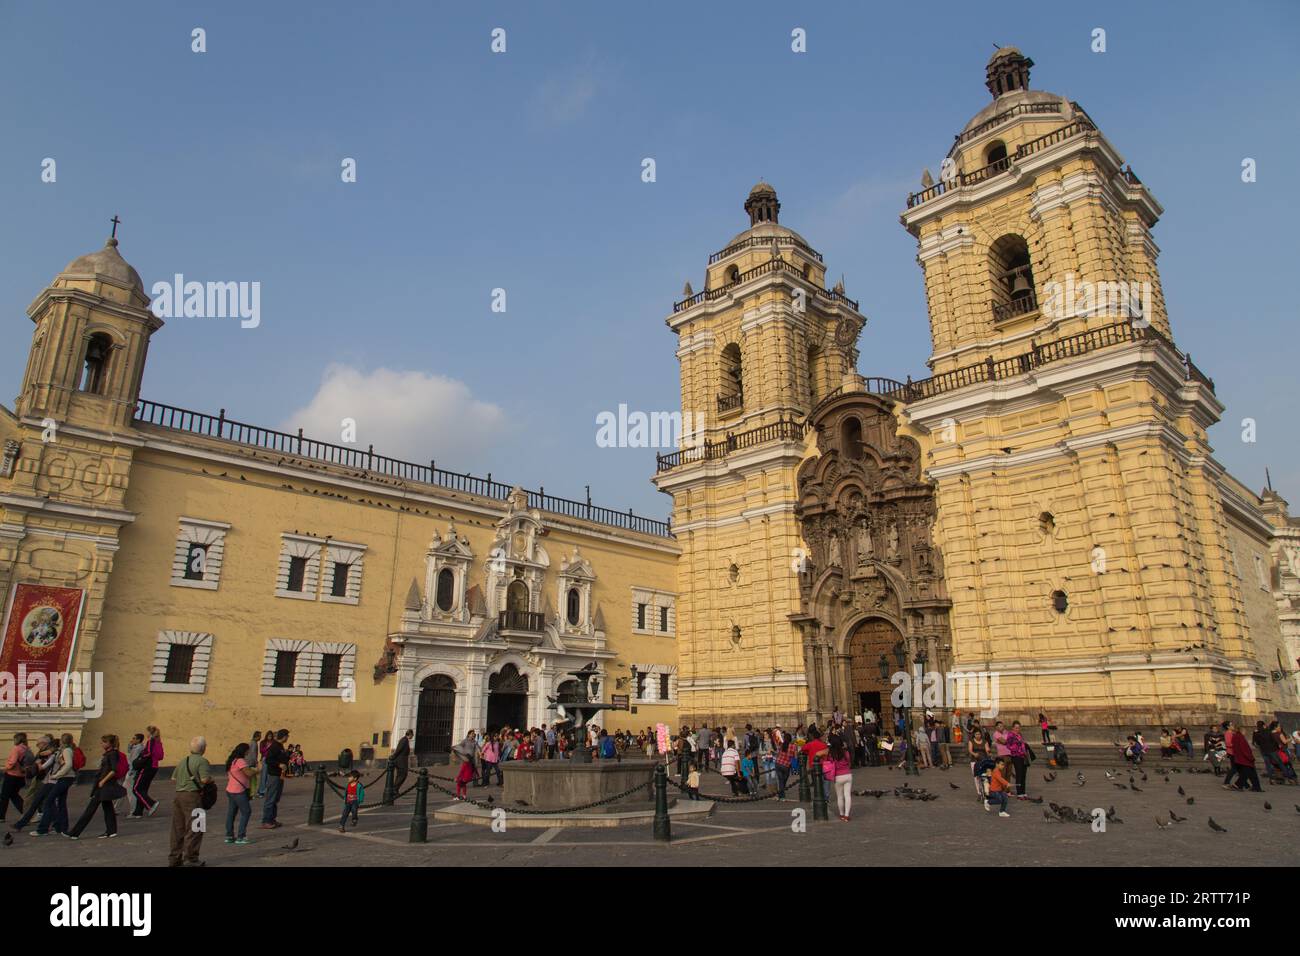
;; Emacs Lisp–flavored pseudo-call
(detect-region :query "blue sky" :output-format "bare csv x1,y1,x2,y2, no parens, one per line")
1,1,1296,519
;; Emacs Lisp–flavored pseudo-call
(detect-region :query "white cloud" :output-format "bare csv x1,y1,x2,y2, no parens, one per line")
281,365,508,469
532,55,604,125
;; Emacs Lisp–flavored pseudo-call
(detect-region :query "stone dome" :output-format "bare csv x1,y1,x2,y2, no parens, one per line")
60,238,144,293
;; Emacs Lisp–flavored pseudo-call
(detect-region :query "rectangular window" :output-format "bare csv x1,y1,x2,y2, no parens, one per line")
635,672,647,701
163,644,196,684
273,651,299,688
182,543,209,581
636,603,647,630
330,562,350,598
659,606,669,632
319,653,342,689
659,673,671,700
287,556,309,593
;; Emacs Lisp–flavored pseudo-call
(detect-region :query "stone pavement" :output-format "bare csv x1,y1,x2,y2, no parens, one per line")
3,763,1294,867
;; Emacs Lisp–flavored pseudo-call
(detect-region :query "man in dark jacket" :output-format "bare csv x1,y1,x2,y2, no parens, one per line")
391,730,414,790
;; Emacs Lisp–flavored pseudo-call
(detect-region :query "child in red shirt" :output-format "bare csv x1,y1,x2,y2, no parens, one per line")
339,769,364,832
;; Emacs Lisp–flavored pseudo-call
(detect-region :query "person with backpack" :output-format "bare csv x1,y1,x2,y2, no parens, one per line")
130,725,163,817
169,736,214,866
9,734,57,830
31,734,78,836
0,732,32,821
67,734,127,839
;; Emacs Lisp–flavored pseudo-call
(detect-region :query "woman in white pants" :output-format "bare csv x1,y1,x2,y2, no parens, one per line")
827,735,854,822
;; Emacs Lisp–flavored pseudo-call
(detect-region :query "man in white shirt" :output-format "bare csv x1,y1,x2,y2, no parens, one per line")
719,740,744,795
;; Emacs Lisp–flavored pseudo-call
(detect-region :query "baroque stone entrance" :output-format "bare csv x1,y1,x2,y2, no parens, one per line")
793,390,952,724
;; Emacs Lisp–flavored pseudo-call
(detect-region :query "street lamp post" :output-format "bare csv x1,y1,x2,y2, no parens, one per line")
892,641,921,777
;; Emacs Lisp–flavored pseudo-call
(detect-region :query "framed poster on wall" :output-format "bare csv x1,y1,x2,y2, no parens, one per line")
0,583,86,704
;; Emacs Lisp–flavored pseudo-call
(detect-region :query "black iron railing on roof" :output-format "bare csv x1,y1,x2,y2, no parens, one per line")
655,417,804,472
954,100,1066,146
907,117,1096,208
133,399,672,538
673,257,858,313
655,321,1214,474
864,320,1213,404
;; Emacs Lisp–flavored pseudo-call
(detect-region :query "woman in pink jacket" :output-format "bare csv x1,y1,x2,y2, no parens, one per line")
130,725,163,817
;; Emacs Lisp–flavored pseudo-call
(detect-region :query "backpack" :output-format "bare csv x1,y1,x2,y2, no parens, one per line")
114,750,129,780
71,747,86,771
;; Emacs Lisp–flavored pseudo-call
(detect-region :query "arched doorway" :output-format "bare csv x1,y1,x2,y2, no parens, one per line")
415,674,456,760
848,617,905,733
487,663,529,733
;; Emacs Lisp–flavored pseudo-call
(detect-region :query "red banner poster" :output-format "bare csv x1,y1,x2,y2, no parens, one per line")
0,584,85,691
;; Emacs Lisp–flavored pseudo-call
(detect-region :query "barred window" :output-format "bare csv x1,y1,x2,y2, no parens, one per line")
659,606,669,632
659,673,671,700
636,603,647,630
286,556,309,593
182,543,209,581
329,562,350,598
273,651,299,688
163,644,196,684
319,653,342,689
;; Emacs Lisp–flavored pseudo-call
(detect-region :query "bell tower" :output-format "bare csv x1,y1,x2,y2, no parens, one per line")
0,230,158,731
17,232,161,432
892,50,1272,736
654,184,867,727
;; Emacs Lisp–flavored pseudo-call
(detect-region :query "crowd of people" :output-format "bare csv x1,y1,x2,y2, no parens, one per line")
1122,720,1298,791
3,708,1295,861
0,725,302,867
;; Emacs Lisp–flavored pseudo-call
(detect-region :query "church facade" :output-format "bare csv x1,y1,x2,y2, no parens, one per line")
655,49,1300,738
3,49,1299,760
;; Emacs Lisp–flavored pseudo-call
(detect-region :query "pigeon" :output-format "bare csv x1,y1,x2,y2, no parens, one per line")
1208,817,1228,832
1043,772,1057,783
1155,816,1172,829
1024,795,1043,804
485,796,494,804
515,799,529,807
1074,772,1086,787
1264,801,1271,811
1186,797,1195,805
1169,810,1187,823
1043,809,1055,822
1113,783,1127,789
1105,770,1119,780
1178,785,1185,796
2,833,11,847
1130,783,1143,792
949,783,961,790
1141,772,1148,782
281,838,299,850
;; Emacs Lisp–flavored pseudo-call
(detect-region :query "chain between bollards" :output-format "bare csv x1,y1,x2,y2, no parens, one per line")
381,761,397,806
408,769,428,843
652,763,671,842
307,767,326,825
811,756,830,821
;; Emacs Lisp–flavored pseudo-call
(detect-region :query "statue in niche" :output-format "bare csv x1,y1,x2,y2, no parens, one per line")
828,535,842,568
855,523,872,565
886,522,899,561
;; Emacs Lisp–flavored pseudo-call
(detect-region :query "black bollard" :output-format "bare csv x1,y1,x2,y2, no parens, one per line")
652,763,671,842
797,761,812,803
308,767,326,826
408,769,428,843
811,756,829,821
381,761,397,806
